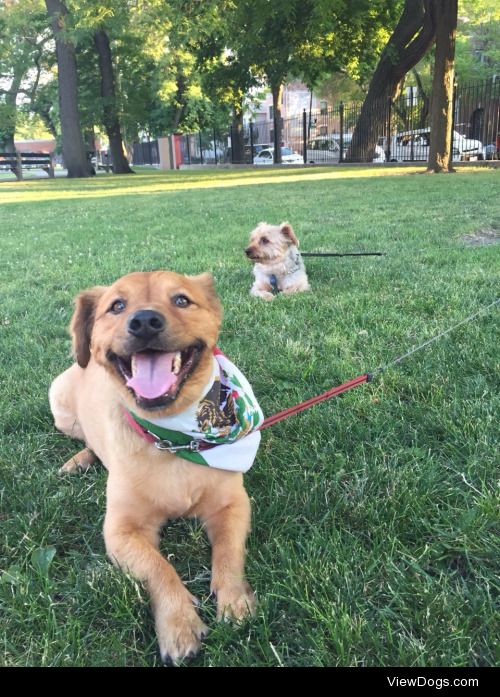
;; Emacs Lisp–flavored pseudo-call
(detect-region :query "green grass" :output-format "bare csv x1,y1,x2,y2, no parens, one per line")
0,165,499,667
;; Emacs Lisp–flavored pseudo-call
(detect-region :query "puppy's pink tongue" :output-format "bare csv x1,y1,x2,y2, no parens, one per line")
126,352,177,399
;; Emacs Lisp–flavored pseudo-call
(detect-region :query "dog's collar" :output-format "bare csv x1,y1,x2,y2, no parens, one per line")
269,251,302,293
288,250,302,275
123,348,263,472
269,274,279,294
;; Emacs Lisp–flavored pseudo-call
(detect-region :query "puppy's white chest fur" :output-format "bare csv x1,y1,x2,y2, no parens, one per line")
253,246,309,293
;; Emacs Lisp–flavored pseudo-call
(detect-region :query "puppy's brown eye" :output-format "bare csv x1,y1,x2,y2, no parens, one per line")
109,299,126,314
261,237,269,245
173,294,191,308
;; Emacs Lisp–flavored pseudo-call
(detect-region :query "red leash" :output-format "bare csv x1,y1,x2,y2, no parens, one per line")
258,373,371,431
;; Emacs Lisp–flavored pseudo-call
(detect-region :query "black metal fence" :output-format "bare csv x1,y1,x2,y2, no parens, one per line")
132,140,159,166
133,78,500,167
454,78,500,158
176,128,231,165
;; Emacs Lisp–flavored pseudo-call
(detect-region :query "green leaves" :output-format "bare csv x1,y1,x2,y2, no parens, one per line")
0,566,24,586
31,546,57,577
0,547,56,587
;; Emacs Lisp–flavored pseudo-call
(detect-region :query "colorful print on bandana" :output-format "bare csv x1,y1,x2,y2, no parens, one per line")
196,349,264,443
196,377,235,438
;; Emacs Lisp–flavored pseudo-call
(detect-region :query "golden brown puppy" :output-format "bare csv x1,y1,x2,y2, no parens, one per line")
49,271,260,663
245,221,310,300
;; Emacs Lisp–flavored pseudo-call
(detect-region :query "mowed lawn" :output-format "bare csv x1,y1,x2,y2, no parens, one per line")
0,165,499,667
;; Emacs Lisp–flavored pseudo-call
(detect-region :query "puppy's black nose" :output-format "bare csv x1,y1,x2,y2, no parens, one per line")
127,310,166,339
245,248,253,257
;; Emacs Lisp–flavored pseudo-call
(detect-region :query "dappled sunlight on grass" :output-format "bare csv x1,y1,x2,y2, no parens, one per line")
0,164,438,204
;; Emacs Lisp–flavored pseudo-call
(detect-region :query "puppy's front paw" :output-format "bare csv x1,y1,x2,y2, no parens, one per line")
251,289,275,301
58,447,96,475
214,582,256,621
156,603,208,665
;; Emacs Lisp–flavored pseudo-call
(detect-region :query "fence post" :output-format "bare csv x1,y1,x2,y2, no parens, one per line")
249,120,254,164
273,113,278,162
199,132,204,165
410,88,415,161
186,135,191,165
339,102,344,162
213,128,218,164
302,109,307,164
386,96,392,162
451,79,458,159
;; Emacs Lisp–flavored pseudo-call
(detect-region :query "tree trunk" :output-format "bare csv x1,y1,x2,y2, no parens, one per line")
45,0,92,178
94,30,133,174
1,94,17,153
347,0,436,163
0,68,23,152
171,73,187,132
271,82,283,164
1,132,16,153
230,104,244,164
426,0,458,173
1,83,20,177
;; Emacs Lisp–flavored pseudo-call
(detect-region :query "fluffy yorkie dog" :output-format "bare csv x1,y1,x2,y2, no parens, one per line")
245,221,310,301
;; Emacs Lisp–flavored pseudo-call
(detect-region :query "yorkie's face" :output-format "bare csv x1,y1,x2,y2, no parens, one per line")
245,222,299,264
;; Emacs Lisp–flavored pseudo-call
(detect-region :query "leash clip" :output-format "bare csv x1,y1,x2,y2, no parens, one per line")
269,274,280,294
153,438,200,453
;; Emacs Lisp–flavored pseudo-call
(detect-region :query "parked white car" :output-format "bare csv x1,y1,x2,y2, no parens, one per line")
306,136,341,163
253,147,304,165
389,128,484,162
306,135,385,163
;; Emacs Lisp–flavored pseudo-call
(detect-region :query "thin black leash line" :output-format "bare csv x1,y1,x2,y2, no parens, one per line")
368,297,500,379
301,252,385,257
301,240,499,259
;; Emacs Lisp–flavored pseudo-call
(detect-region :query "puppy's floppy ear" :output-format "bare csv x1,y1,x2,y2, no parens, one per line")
70,286,106,368
280,221,299,247
188,273,223,322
